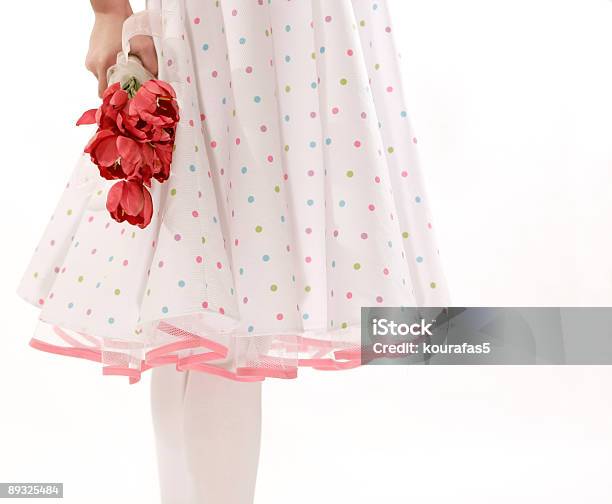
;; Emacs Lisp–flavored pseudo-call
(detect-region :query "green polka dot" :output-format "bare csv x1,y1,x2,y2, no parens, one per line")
340,78,348,86
346,170,354,178
270,284,278,292
255,225,263,233
305,285,311,292
33,272,38,278
170,189,177,196
387,147,395,154
360,20,366,27
78,276,84,283
67,209,73,216
402,232,410,239
274,185,280,193
353,263,361,271
341,322,348,329
430,282,437,289
285,85,292,93
114,289,121,296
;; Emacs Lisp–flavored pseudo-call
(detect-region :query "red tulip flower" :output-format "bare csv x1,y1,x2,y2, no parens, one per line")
106,180,153,229
77,73,179,228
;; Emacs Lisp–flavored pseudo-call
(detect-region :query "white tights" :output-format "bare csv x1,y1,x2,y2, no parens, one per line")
150,366,262,504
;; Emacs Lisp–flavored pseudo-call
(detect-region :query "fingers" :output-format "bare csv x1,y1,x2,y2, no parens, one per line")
130,35,159,77
97,70,109,98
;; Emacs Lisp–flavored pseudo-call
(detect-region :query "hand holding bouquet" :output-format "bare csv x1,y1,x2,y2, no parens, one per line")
77,54,179,229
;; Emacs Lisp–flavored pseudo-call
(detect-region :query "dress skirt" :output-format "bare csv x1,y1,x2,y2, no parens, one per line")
17,0,450,383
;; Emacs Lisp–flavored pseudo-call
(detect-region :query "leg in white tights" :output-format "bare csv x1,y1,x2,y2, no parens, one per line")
150,366,262,504
150,365,196,504
182,371,262,504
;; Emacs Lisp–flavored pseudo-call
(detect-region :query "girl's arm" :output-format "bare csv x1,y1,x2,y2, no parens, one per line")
86,0,158,97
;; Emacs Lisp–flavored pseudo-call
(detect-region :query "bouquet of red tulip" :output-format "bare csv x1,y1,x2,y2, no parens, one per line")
77,55,179,228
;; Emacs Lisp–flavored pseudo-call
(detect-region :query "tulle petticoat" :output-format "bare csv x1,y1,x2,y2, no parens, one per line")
17,0,450,383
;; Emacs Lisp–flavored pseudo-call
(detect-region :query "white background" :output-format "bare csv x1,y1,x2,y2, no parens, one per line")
1,1,612,503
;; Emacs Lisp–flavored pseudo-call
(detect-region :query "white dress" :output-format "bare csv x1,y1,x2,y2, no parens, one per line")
17,0,450,383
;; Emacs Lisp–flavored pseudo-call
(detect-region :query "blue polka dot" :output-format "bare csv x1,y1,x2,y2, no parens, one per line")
239,37,246,44
254,96,261,103
339,200,346,208
241,166,248,174
262,254,270,262
178,280,185,288
307,199,314,206
248,195,255,203
189,164,197,172
303,313,310,320
416,256,424,263
415,196,422,203
202,43,209,51
108,256,114,262
68,302,74,309
108,317,115,324
162,306,169,314
248,325,254,333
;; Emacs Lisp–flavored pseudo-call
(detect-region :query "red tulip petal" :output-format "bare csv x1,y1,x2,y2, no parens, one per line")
139,187,153,228
76,109,98,126
106,181,125,213
95,135,120,167
116,136,142,176
122,181,145,216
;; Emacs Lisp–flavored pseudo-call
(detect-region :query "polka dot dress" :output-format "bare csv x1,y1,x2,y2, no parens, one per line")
17,0,450,383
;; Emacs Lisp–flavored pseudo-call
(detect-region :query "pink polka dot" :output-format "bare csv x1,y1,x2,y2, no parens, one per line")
361,112,367,119
216,262,223,269
305,227,312,234
267,155,274,163
243,297,249,304
195,256,203,264
91,248,97,255
401,171,408,177
368,204,376,211
236,137,241,145
38,298,44,306
332,107,339,115
202,301,209,309
246,66,253,74
232,8,238,16
86,309,92,315
122,259,129,266
346,292,353,299
361,233,368,240
212,70,218,78
412,137,418,144
260,125,268,132
158,261,164,268
276,313,284,321
385,26,392,33
376,296,384,303
428,223,433,229
347,49,354,56
174,234,182,241
193,17,201,24
308,170,315,177
211,140,217,148
387,86,394,93
167,59,173,67
354,140,361,148
219,307,225,315
192,210,199,218
305,256,312,263
374,176,381,184
333,230,339,237
383,268,390,276
325,15,332,22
